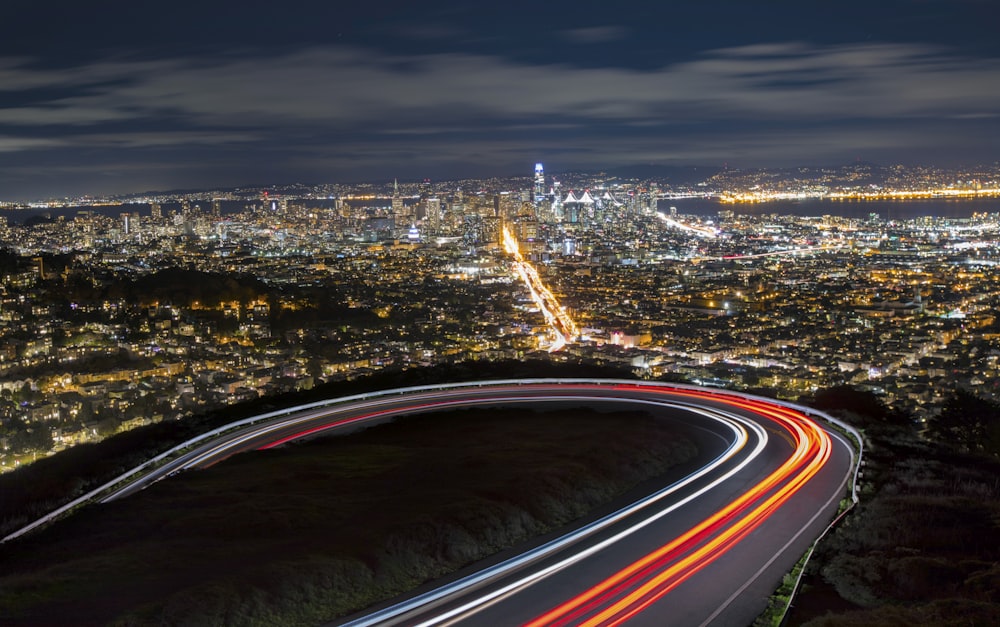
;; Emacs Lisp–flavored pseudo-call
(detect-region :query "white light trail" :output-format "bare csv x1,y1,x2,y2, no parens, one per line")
656,212,719,239
722,243,845,260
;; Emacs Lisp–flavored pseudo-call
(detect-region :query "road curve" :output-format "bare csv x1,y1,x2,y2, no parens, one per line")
91,380,857,626
332,384,855,627
0,380,854,624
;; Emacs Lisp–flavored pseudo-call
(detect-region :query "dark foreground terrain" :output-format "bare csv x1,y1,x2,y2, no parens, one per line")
0,405,698,626
786,389,1000,626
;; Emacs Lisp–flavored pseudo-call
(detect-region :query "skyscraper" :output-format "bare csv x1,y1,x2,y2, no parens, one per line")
534,163,545,199
121,212,141,242
391,178,403,219
424,197,441,234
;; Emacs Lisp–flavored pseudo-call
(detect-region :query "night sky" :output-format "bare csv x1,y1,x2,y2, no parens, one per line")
1,0,998,200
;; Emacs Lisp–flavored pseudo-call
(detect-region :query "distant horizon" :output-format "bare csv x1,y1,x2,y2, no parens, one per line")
4,159,1000,205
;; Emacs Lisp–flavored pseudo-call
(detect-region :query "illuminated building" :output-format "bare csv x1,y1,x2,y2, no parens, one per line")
462,214,482,246
424,197,442,234
391,178,403,220
121,212,141,241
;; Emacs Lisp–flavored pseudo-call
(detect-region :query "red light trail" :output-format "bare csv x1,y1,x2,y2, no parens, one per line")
526,386,831,626
247,383,837,627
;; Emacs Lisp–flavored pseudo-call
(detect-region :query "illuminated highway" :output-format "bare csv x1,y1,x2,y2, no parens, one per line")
655,211,719,239
503,226,580,351
721,243,846,260
81,380,858,626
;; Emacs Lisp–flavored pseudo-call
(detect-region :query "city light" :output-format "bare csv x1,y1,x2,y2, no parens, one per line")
655,211,719,239
2,163,1000,468
503,225,579,351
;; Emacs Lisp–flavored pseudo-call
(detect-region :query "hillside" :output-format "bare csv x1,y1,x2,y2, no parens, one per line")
0,404,699,625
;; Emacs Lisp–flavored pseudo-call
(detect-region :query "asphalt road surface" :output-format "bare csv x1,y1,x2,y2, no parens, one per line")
100,381,856,626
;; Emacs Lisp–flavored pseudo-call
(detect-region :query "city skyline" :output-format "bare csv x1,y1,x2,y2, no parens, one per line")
3,159,999,211
1,1,998,200
1,161,998,473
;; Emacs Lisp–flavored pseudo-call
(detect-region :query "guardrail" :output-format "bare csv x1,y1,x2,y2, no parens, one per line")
767,403,864,626
4,379,550,543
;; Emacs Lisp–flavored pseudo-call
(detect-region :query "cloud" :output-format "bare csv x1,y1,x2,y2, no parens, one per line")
0,136,66,152
0,39,997,196
3,40,996,131
71,131,261,148
0,104,135,125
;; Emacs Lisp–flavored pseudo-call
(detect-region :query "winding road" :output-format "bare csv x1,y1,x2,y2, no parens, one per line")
14,379,858,626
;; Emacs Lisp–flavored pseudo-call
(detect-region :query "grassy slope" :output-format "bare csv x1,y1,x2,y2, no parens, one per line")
787,420,1000,626
0,405,698,626
0,360,634,538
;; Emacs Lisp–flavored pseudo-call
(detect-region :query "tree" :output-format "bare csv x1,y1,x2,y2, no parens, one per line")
928,389,1000,457
9,424,53,453
809,385,909,428
96,416,119,437
15,382,36,405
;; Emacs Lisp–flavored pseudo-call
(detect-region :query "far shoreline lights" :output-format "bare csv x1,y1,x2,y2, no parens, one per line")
719,186,1000,204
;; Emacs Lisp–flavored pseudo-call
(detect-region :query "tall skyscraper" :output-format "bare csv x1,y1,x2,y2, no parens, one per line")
424,197,441,234
534,163,545,199
391,178,403,219
121,212,141,242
